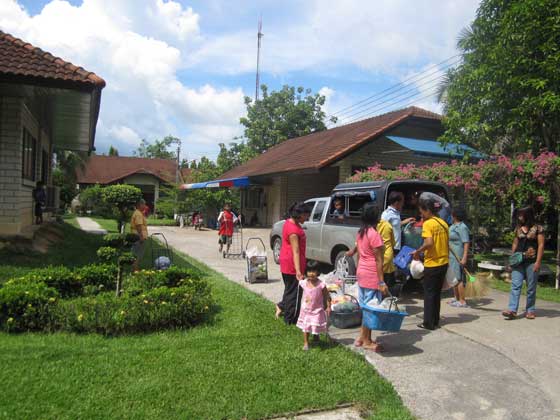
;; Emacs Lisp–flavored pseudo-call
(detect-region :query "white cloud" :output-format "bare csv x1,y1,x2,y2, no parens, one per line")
187,0,479,77
2,0,245,158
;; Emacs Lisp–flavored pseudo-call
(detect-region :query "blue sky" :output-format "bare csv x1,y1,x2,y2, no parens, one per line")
2,0,480,161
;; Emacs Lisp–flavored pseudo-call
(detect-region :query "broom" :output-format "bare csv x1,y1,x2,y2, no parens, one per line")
449,247,490,299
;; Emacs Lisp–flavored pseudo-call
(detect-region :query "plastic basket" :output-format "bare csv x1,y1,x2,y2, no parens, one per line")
360,303,408,332
330,310,362,329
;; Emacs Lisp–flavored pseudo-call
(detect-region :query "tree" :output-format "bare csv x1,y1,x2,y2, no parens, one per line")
101,185,143,233
53,149,88,209
134,136,179,160
219,85,336,170
108,146,119,156
440,0,560,155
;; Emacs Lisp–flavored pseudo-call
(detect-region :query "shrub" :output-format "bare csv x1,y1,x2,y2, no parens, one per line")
102,233,139,248
51,283,213,335
123,267,203,296
75,264,118,294
0,279,59,332
97,246,119,262
20,266,82,298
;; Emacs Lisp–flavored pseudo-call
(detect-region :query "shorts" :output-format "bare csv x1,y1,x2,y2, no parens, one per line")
219,235,232,245
131,240,145,260
358,286,382,307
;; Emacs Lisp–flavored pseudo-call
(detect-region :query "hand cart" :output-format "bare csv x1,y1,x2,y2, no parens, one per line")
150,232,173,269
336,256,357,294
244,237,268,283
223,222,245,259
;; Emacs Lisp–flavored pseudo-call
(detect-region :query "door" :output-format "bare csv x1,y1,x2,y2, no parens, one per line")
304,199,327,259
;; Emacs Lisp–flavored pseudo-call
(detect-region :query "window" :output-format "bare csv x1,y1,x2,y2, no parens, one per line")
348,194,374,218
244,188,263,209
22,128,37,181
312,201,326,222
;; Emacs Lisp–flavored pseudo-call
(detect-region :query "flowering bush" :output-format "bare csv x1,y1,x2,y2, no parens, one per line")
0,279,58,332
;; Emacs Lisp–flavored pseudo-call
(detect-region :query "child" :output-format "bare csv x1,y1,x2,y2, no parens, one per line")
296,265,332,351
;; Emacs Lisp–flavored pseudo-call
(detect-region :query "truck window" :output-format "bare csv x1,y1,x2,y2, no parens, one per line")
348,194,373,218
312,201,326,222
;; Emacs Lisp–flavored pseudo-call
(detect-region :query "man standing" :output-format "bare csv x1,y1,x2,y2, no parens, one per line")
217,203,237,253
131,199,148,272
381,192,415,251
33,182,46,225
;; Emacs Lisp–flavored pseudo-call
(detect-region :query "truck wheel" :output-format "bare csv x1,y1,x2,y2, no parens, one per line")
335,250,356,277
272,237,282,264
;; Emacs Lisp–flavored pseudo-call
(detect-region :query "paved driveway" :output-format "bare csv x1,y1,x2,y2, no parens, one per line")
150,226,560,420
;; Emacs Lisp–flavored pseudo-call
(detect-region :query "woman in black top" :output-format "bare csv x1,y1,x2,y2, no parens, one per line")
502,207,544,320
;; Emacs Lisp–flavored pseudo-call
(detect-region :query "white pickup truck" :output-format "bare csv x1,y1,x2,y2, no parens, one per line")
270,180,450,275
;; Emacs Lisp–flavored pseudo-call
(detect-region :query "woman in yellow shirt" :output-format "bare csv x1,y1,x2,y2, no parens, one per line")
411,198,449,330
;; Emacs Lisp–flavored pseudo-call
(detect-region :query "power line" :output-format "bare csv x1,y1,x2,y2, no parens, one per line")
325,54,459,120
342,87,441,126
331,72,448,126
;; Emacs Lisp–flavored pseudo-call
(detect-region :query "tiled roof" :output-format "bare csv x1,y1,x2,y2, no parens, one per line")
220,106,442,178
0,30,105,88
76,155,189,185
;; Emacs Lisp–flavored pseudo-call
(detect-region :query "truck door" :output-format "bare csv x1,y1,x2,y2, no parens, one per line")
304,199,327,259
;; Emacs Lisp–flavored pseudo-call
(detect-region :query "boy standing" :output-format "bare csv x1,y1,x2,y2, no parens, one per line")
218,203,237,253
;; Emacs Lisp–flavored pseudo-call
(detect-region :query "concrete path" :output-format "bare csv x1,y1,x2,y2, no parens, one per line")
76,217,107,235
150,226,560,420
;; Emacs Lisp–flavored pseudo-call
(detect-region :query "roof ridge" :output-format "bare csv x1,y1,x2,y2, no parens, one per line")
0,30,106,87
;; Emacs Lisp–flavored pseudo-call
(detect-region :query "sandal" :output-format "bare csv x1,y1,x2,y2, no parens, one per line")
362,342,384,353
354,339,363,348
447,298,457,305
302,344,309,351
501,310,517,320
525,312,536,320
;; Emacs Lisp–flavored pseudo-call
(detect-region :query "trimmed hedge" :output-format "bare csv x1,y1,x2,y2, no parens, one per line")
0,265,213,335
52,284,212,335
0,279,58,332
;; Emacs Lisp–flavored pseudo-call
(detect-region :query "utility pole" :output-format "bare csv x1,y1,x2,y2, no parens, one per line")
255,16,263,102
174,140,181,218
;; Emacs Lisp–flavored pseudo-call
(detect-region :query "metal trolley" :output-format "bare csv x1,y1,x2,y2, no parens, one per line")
223,222,245,259
244,237,268,283
150,232,173,269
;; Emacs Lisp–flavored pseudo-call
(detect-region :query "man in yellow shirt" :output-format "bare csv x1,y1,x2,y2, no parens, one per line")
412,198,449,331
130,199,148,272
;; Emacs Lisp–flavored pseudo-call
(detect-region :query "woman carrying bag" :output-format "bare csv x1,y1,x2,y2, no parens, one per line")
502,207,544,320
411,197,449,331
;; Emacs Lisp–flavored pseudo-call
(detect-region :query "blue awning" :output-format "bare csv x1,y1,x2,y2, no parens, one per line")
386,136,483,158
180,176,251,190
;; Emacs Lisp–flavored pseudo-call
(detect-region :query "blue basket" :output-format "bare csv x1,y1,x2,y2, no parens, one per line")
360,303,408,332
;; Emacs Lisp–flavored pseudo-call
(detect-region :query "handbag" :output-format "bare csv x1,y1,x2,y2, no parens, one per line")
508,252,524,267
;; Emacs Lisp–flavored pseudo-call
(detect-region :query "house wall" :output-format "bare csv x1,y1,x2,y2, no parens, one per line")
0,97,53,235
121,173,160,211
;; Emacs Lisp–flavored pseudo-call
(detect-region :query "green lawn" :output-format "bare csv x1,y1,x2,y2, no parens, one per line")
475,251,560,304
147,216,176,226
0,222,411,419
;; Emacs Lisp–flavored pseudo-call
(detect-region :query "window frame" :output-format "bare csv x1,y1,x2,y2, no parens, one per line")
22,128,37,182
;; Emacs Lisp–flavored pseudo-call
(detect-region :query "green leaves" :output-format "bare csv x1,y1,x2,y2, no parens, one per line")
133,135,179,159
441,0,560,155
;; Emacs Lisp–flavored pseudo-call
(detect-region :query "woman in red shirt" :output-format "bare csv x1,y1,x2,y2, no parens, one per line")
277,202,311,324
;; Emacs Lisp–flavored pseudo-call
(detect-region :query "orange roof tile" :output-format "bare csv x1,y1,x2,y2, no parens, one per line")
77,155,189,185
0,30,105,88
221,106,442,178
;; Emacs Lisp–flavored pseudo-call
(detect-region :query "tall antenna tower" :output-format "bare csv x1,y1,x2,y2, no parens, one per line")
255,16,263,102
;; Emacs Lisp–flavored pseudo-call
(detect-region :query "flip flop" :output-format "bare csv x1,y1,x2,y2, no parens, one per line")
362,342,384,353
354,339,364,347
302,344,309,351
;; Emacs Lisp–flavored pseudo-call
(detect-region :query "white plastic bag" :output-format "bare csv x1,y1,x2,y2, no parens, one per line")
245,247,266,258
442,265,459,290
410,260,425,279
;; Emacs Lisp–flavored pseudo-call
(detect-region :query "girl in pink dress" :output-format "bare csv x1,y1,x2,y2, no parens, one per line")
296,265,332,351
